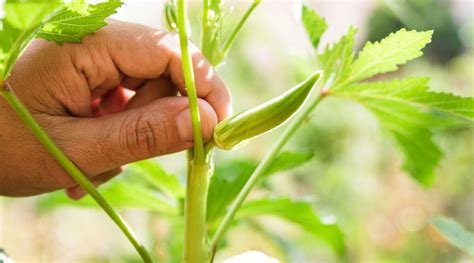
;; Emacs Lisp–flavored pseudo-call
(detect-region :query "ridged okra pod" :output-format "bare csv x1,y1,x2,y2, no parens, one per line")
213,71,322,150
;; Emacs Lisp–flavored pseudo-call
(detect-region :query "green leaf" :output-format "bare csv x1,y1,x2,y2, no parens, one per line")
301,4,327,49
129,160,185,199
265,151,314,175
207,151,314,223
37,0,123,44
38,164,181,215
318,27,356,84
431,217,474,256
38,180,179,215
333,77,474,186
236,197,345,256
0,0,63,78
340,29,432,86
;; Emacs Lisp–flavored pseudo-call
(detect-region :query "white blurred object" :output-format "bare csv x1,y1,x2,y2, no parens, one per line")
223,251,280,263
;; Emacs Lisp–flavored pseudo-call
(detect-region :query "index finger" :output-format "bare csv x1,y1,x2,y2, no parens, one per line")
94,20,232,121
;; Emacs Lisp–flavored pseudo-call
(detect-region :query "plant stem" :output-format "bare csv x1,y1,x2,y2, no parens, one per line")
177,0,205,163
183,156,212,263
222,0,261,56
0,86,152,263
210,84,326,255
177,0,212,262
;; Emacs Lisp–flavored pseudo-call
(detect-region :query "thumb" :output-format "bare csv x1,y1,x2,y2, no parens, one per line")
62,96,217,176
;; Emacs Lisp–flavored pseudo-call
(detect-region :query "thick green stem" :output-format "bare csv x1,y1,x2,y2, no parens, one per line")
177,0,212,262
222,0,260,56
177,0,205,163
183,158,212,263
210,87,326,256
0,86,152,263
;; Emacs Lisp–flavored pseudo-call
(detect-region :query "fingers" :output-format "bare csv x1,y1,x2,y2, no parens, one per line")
91,20,232,120
62,97,218,175
125,78,178,110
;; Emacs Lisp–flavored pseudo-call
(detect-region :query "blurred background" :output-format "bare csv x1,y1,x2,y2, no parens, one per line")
1,0,473,262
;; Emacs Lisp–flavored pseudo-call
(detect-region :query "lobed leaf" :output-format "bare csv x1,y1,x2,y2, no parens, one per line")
207,151,314,224
301,4,327,50
340,29,433,86
236,197,345,256
37,0,123,44
333,77,474,186
318,26,356,85
431,217,474,256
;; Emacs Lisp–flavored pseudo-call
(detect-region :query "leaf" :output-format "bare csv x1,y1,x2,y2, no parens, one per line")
37,160,184,214
38,180,179,215
431,217,474,256
129,160,185,199
236,197,345,256
207,160,255,224
37,0,123,44
333,77,474,186
207,151,314,223
340,29,432,86
0,0,63,78
301,4,327,49
265,151,314,175
318,27,356,84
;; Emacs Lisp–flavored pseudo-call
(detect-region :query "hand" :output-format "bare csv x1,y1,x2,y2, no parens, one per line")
0,20,232,198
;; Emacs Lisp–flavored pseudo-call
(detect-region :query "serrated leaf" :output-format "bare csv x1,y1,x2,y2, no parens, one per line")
333,77,474,186
236,197,345,256
301,4,327,50
340,29,432,86
37,0,123,44
207,151,315,224
318,27,356,84
431,217,474,256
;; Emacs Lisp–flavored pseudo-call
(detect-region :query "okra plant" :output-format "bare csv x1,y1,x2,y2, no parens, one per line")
1,0,473,262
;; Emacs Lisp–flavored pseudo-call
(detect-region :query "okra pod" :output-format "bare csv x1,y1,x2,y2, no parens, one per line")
213,71,322,150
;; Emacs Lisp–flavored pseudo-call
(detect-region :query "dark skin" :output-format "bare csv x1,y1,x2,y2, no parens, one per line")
0,20,232,199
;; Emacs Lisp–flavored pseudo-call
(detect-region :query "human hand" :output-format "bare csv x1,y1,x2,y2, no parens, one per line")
0,20,231,198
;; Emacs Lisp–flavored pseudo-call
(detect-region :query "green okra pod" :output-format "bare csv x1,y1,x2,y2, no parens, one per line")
213,71,322,150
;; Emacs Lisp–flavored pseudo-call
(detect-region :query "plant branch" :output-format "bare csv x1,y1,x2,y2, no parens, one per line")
177,0,205,163
222,0,261,56
177,0,211,261
210,80,326,254
0,85,152,263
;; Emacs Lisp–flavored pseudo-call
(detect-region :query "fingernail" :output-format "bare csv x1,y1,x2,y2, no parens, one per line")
176,102,218,142
176,109,194,142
